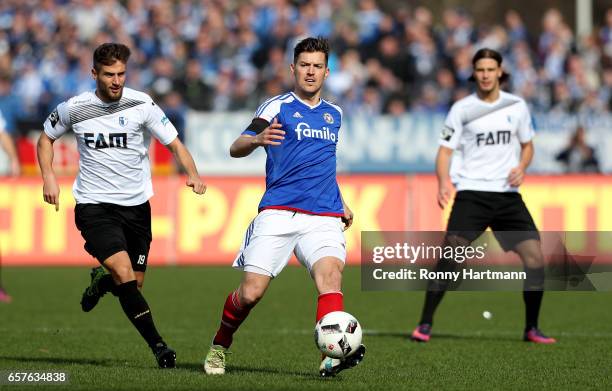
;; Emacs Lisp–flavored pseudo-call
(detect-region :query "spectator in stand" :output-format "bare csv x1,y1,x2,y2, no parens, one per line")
0,76,22,137
0,1,610,117
412,82,447,113
435,68,456,110
505,10,529,44
599,9,612,59
161,92,187,143
173,59,214,111
556,126,600,173
0,107,19,176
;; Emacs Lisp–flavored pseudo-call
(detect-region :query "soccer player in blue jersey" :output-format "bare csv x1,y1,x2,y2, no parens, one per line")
203,37,365,377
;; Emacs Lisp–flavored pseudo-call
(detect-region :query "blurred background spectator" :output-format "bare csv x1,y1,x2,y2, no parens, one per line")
0,0,609,129
555,125,601,173
0,0,607,180
0,107,19,176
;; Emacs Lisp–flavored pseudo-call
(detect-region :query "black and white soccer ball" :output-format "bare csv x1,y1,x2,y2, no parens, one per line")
314,311,362,359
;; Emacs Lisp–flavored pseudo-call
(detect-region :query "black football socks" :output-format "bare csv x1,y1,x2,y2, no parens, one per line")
116,280,163,348
523,267,545,330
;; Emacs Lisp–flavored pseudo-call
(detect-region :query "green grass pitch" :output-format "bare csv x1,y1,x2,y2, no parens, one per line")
1,266,611,390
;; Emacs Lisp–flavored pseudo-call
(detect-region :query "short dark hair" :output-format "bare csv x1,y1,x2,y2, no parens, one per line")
93,43,131,71
293,37,329,65
469,48,510,82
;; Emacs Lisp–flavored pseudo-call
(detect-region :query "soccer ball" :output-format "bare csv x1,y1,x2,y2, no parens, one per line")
314,311,362,359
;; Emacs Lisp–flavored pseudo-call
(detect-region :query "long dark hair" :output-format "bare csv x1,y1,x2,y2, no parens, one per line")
468,48,510,82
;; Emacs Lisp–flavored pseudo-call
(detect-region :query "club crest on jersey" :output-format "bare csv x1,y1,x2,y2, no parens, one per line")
47,109,59,128
118,116,128,126
161,116,169,126
323,113,334,124
441,125,454,141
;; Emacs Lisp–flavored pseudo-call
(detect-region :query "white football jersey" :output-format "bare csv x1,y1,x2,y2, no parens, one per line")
440,91,534,192
43,88,178,206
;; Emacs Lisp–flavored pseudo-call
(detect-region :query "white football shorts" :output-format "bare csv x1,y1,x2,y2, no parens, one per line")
232,209,347,277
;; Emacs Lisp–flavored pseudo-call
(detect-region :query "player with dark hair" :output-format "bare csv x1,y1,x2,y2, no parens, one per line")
203,37,366,377
37,42,207,367
410,48,556,344
92,43,132,72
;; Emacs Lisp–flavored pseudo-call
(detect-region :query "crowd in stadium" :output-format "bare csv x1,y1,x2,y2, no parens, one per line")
0,0,610,133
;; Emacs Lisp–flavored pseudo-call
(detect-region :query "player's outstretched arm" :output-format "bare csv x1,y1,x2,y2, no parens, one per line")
508,141,534,187
0,131,20,176
165,137,207,194
37,132,59,211
229,118,285,158
436,146,454,209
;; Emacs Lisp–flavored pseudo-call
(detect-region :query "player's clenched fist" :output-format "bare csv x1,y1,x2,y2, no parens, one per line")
253,117,285,146
186,176,207,195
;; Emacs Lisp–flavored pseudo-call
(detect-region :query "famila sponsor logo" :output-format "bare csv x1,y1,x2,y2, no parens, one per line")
294,122,336,143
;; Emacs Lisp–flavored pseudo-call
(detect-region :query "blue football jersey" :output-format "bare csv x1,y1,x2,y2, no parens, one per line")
243,92,344,216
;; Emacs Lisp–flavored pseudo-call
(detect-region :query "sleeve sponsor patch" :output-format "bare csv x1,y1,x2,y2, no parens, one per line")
440,125,454,141
48,109,59,128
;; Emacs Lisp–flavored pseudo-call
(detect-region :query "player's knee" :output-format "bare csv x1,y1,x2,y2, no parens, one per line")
515,239,544,268
315,266,342,292
327,267,343,288
111,264,135,283
521,249,544,268
239,284,266,308
135,273,145,290
524,256,544,269
239,292,262,308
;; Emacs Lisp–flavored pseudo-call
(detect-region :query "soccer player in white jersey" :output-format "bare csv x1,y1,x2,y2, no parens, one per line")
37,43,207,368
203,37,365,377
410,48,556,344
0,108,20,303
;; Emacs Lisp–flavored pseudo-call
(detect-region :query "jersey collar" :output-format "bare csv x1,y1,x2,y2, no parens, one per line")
291,91,323,110
92,89,123,107
474,91,503,106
